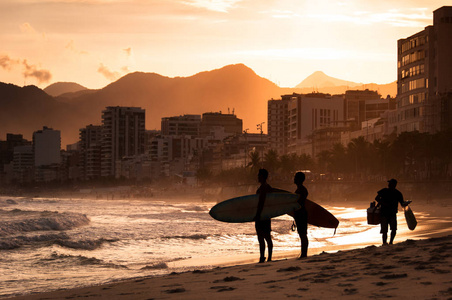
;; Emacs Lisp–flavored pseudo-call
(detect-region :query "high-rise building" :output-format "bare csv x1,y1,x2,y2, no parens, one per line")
79,125,102,180
12,145,34,183
397,6,452,133
101,106,146,177
33,126,61,182
161,114,201,136
200,112,243,138
33,126,61,167
344,90,396,130
267,98,290,155
286,93,344,155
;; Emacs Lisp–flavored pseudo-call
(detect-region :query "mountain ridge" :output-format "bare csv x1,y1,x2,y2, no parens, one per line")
2,64,396,146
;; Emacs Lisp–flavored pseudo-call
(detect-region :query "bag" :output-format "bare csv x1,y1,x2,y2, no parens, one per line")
404,205,417,230
367,201,381,225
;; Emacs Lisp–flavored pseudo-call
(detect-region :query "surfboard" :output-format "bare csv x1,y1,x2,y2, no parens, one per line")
272,188,339,229
209,193,301,223
404,205,417,230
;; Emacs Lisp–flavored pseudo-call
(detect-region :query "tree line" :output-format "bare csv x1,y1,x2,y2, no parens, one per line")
198,130,452,184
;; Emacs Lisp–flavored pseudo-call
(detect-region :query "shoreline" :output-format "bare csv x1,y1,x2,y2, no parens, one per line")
5,234,452,299
1,194,451,299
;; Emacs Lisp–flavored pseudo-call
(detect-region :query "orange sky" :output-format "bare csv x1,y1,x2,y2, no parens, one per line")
0,0,446,89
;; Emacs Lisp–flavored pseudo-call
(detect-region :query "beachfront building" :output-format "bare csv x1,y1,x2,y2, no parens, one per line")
161,114,201,136
33,126,61,182
100,106,146,177
344,90,396,131
0,134,31,183
12,145,34,183
397,6,452,133
200,112,243,138
267,98,290,155
79,125,102,180
287,93,344,155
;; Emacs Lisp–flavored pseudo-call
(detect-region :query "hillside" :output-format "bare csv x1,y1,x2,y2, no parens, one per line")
0,65,397,147
44,82,88,97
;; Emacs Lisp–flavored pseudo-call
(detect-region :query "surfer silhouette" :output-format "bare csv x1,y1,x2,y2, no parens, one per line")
292,172,309,258
254,168,273,263
375,179,406,245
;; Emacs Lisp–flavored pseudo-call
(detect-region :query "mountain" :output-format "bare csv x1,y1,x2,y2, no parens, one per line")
296,71,362,89
44,82,88,97
0,83,88,146
1,64,282,146
295,71,396,98
0,64,397,147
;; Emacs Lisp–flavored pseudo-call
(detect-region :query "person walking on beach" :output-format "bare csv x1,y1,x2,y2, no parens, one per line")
254,168,273,263
375,179,406,245
292,172,309,259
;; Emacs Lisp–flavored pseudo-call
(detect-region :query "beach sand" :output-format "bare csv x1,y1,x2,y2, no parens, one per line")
5,198,452,300
6,235,452,300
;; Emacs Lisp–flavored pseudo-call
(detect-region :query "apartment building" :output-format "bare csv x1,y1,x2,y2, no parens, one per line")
267,98,290,155
287,93,344,155
397,6,452,133
33,126,61,182
101,106,146,177
79,125,102,180
200,112,243,138
161,114,201,136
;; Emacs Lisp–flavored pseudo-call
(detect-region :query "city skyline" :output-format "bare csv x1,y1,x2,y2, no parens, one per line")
0,0,446,90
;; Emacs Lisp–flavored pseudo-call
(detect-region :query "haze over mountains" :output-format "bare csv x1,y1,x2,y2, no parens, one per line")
0,64,396,147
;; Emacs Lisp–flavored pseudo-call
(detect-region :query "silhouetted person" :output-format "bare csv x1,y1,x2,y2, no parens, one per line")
292,172,309,258
375,179,405,245
254,168,273,263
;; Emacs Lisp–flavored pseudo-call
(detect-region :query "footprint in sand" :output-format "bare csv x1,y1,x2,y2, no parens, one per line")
164,288,186,294
380,273,407,279
210,286,235,292
213,276,244,283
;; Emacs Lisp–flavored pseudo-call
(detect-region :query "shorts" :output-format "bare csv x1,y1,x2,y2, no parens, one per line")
255,219,271,233
380,214,397,233
294,209,308,235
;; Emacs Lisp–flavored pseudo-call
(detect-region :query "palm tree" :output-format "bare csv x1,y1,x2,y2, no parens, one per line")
264,149,279,174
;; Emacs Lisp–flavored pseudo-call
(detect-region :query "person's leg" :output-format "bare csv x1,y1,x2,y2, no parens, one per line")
389,215,397,244
389,230,396,244
257,233,266,262
380,216,389,245
300,234,308,258
263,232,272,261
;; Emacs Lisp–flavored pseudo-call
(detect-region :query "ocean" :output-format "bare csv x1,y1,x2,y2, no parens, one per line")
0,194,443,298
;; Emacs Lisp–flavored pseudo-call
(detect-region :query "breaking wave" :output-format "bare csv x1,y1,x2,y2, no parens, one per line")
0,210,90,237
43,253,128,269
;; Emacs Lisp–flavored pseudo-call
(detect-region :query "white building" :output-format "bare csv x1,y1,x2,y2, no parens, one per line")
287,93,344,155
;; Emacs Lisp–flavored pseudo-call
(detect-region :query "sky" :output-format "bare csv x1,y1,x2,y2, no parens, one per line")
0,0,447,89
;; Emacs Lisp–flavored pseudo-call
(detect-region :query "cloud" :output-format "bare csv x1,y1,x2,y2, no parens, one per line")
66,40,88,55
182,0,242,13
20,22,47,40
0,55,20,70
123,47,132,57
22,59,52,83
98,63,120,81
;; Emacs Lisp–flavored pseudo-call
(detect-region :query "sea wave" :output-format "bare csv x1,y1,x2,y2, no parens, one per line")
44,253,128,269
0,232,69,250
0,210,90,237
55,238,119,250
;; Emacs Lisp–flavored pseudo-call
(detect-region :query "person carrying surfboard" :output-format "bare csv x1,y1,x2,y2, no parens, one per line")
292,172,309,259
254,168,273,263
375,179,407,245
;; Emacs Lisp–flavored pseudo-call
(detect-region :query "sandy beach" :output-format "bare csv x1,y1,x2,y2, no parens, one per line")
4,197,452,300
6,235,452,300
